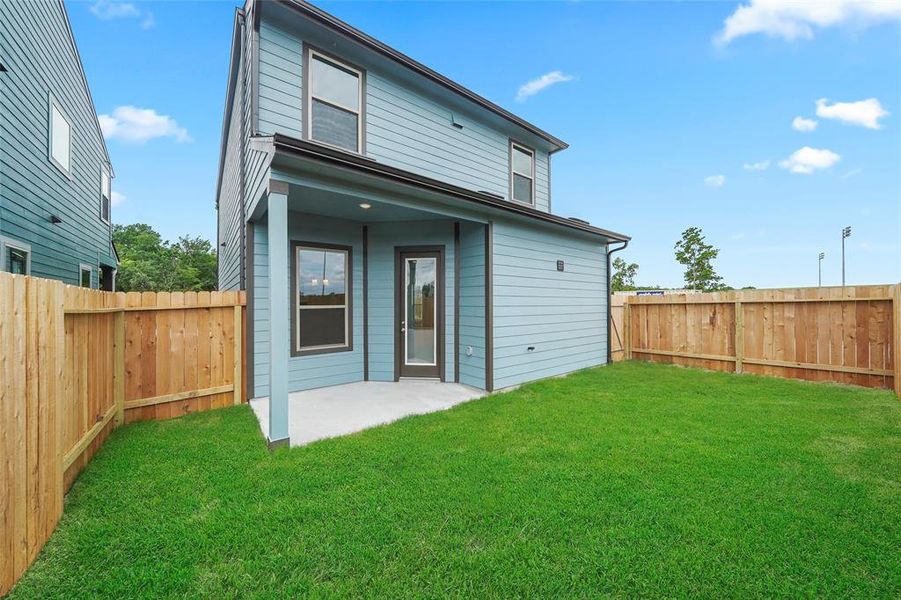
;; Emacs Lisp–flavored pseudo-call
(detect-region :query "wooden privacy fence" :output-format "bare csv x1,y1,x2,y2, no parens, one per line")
619,284,900,396
0,272,246,595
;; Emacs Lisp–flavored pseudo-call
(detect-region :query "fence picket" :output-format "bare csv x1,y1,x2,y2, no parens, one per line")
621,285,896,391
0,272,245,595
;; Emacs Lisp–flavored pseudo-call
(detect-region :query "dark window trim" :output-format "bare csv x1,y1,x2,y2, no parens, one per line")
509,139,535,206
303,44,367,155
393,245,446,382
291,240,354,357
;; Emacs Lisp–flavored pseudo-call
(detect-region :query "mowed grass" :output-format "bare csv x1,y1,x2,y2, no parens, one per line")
9,362,900,598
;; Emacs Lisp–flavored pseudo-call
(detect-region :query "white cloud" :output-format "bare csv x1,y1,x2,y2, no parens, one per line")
111,191,126,207
815,97,889,129
98,106,191,144
779,146,840,174
792,116,818,132
743,159,770,171
515,71,574,102
715,0,901,46
140,13,155,30
841,167,863,179
704,174,726,187
90,1,154,29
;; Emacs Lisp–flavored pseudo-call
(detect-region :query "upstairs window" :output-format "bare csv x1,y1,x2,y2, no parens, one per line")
510,142,534,205
100,166,111,223
306,49,363,153
49,99,72,175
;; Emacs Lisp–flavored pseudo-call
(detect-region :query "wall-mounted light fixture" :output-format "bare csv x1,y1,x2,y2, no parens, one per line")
359,203,371,210
50,215,62,224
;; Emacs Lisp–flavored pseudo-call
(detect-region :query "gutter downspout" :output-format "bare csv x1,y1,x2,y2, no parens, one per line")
606,240,629,363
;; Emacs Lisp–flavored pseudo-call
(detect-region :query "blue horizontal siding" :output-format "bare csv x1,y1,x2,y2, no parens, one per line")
254,17,551,212
0,0,113,285
367,220,455,382
252,213,364,397
491,219,607,390
458,221,486,388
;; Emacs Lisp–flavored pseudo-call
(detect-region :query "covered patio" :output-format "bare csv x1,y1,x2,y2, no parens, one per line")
249,381,485,446
247,137,494,447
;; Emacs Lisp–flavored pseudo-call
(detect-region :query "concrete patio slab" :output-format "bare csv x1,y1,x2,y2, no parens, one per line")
249,380,486,446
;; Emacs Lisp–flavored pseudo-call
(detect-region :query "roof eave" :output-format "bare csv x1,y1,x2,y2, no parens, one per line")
268,133,629,243
273,0,569,152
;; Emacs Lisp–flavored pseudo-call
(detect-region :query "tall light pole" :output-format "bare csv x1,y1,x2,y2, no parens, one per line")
841,226,852,286
818,252,825,287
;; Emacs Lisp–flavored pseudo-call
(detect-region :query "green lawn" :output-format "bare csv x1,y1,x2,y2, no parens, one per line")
9,362,900,598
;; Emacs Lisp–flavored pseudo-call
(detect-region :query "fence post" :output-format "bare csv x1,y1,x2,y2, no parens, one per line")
233,304,243,405
113,309,125,426
623,298,631,361
894,284,901,399
734,299,743,374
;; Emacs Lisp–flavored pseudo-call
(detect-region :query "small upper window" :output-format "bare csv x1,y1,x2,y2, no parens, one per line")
307,49,363,153
510,142,534,205
50,100,72,175
101,166,111,223
80,264,92,288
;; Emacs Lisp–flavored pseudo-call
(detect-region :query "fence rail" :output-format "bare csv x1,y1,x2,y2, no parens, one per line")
617,284,899,396
0,273,245,595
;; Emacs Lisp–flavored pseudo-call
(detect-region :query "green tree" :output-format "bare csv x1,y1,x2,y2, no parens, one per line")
611,256,639,291
113,224,217,292
674,227,726,291
171,236,218,291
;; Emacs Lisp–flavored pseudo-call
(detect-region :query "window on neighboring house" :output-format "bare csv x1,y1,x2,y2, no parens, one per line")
510,142,535,205
306,49,363,153
80,264,92,288
2,239,31,275
49,99,71,175
100,166,111,223
293,243,352,354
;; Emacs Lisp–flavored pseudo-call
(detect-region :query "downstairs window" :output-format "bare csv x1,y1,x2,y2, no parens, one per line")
293,243,352,355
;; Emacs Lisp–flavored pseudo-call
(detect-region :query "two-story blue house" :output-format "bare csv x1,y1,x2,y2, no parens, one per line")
1,0,118,289
216,0,629,446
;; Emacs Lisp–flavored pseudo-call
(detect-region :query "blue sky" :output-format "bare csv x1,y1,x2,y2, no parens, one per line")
69,0,900,288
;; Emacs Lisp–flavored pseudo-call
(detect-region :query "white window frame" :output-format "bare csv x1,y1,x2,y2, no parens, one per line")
509,141,536,206
79,263,93,288
1,237,32,275
304,47,364,154
100,165,111,224
48,94,73,177
294,244,351,353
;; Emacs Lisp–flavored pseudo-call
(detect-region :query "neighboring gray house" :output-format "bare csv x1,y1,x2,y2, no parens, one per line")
0,0,117,289
216,0,629,445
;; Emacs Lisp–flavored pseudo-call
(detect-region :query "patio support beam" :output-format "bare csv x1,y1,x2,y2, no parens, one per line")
267,180,290,447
